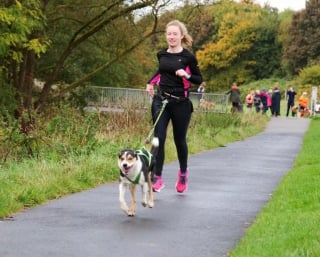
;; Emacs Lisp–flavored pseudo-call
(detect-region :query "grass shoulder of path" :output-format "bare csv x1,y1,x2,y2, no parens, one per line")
0,111,267,219
230,118,320,257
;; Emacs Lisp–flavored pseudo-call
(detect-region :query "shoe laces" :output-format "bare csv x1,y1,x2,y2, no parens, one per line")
179,174,187,184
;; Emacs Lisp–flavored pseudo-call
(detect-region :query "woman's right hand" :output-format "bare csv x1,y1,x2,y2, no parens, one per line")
146,84,154,96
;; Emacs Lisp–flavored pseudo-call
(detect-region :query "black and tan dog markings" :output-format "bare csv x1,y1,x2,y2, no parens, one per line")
118,137,159,216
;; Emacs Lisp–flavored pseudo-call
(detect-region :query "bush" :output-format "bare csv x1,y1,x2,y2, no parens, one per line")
0,105,101,162
298,64,320,86
0,82,18,117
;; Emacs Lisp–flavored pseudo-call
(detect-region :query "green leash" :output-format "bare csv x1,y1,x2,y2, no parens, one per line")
145,99,168,144
124,99,168,185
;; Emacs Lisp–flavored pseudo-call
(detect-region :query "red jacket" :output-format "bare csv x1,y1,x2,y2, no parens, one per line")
260,91,272,107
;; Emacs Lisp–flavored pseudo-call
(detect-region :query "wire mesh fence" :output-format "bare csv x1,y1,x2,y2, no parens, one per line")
85,86,230,113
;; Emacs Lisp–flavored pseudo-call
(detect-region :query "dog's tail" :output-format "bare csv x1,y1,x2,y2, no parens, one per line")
149,137,159,180
150,137,159,156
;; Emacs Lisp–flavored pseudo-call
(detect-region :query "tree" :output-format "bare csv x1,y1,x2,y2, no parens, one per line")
284,0,320,75
277,9,295,78
35,0,159,112
0,0,50,113
1,0,160,114
196,1,281,91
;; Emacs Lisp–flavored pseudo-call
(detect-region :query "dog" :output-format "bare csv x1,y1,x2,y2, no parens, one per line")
118,137,159,216
199,98,215,110
298,106,311,117
292,106,298,116
300,108,311,117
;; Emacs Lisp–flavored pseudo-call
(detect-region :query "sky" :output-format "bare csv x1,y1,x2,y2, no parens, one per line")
254,0,306,12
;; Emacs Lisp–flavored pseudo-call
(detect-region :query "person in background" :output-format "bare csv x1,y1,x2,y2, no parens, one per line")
260,88,271,115
197,82,205,106
286,86,297,117
268,88,273,99
146,20,203,193
227,82,241,113
253,90,262,113
271,86,281,117
245,89,254,111
298,92,309,117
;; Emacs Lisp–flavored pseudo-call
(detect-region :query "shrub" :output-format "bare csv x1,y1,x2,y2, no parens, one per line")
298,64,320,86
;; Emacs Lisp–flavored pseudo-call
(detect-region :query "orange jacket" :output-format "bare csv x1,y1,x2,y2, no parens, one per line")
298,96,308,108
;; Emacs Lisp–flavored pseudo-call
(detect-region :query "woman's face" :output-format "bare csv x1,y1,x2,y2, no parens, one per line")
166,25,183,48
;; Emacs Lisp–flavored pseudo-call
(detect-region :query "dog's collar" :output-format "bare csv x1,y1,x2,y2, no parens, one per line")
121,170,141,185
136,147,152,166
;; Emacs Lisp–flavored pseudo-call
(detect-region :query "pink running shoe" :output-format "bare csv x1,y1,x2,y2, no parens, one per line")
152,176,165,192
176,170,188,193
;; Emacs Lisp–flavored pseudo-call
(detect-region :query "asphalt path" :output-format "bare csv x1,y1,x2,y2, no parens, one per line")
0,117,310,257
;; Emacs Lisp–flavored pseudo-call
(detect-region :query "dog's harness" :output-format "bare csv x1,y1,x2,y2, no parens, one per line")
122,147,153,185
136,147,152,166
123,171,141,185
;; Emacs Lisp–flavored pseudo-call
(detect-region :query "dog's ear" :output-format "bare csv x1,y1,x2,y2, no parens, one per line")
118,150,124,158
118,149,128,158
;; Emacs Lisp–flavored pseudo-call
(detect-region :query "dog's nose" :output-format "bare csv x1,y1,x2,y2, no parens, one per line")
123,163,127,168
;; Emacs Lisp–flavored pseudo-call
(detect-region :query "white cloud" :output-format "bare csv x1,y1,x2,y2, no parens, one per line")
253,0,306,12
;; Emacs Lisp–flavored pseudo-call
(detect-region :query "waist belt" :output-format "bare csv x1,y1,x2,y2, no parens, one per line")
157,90,187,102
160,86,186,94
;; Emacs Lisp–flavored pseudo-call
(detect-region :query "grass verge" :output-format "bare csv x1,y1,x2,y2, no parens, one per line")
0,110,267,218
229,118,320,257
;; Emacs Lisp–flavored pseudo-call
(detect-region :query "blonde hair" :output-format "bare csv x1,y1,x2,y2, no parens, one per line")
166,20,193,48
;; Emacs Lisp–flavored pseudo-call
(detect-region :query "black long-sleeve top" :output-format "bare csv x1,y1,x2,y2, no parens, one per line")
148,48,203,97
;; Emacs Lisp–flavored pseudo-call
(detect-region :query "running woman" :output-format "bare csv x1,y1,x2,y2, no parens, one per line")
146,20,203,193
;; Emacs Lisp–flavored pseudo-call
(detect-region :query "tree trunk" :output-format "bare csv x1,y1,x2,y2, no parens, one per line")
20,50,36,110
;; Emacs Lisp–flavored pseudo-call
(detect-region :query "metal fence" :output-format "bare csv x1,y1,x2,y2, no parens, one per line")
85,86,230,113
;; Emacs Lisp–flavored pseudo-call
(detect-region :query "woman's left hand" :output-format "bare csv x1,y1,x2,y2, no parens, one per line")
175,69,189,78
146,84,154,96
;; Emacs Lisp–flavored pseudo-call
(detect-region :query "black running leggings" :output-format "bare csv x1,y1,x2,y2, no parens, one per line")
151,96,193,176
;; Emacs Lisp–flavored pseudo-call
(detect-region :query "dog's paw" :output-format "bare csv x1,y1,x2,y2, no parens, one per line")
127,210,135,216
148,201,154,208
121,208,129,215
141,201,147,207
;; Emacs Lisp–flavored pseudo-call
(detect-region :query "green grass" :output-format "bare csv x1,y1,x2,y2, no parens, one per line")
229,118,320,257
0,111,267,218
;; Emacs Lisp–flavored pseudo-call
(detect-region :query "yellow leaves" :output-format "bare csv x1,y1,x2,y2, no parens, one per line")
197,10,260,71
298,64,320,85
23,39,51,57
0,8,15,24
12,51,23,62
15,0,23,9
0,1,49,60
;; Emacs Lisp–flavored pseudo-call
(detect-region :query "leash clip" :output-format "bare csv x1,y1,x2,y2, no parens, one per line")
162,99,169,105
